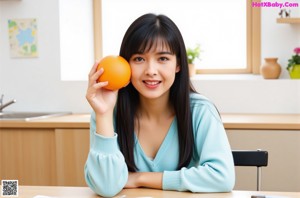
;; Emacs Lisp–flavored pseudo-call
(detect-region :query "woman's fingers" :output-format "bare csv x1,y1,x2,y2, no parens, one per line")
88,61,104,84
86,81,108,101
93,81,108,89
87,80,108,95
86,61,118,115
87,62,110,98
90,67,103,81
88,67,106,88
88,61,100,77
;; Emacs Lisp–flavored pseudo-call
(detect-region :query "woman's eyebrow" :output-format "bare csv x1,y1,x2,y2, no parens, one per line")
156,51,173,55
133,51,173,55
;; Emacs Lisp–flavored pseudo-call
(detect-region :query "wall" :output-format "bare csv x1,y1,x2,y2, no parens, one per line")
0,0,89,113
0,0,299,113
262,1,300,79
192,78,300,113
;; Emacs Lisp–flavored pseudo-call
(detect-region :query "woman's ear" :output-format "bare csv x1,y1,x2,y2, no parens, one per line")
176,65,180,73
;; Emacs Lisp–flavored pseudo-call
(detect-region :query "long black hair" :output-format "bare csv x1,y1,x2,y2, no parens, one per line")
116,13,196,171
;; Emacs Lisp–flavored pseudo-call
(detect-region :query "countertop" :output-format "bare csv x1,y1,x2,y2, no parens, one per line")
221,113,300,130
0,114,90,129
0,113,300,130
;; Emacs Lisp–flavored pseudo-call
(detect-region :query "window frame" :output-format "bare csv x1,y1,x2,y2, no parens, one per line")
93,0,261,74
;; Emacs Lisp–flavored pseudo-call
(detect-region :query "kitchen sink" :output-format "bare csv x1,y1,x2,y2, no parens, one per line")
0,111,72,121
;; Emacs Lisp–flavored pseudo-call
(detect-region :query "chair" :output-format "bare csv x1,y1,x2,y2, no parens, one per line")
232,149,268,191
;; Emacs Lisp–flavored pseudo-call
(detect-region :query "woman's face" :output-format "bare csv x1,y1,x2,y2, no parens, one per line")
129,41,180,100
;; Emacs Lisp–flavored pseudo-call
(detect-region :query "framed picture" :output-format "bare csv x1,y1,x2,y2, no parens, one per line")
8,18,38,58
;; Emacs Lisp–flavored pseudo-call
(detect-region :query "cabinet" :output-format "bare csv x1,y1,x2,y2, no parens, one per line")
0,128,89,186
0,128,57,185
55,129,89,186
227,129,300,192
1,113,300,190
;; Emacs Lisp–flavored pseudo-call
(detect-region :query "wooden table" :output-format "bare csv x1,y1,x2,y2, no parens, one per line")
14,186,300,198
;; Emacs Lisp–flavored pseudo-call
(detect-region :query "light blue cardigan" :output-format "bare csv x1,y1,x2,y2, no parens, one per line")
84,93,235,197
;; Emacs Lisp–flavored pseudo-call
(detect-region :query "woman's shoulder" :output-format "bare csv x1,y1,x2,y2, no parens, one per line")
189,92,221,120
189,92,214,107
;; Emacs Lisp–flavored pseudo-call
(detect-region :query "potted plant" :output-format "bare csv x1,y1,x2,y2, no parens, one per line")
186,44,201,76
287,47,300,79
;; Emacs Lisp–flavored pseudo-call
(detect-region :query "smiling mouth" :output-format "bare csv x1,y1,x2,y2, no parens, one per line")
143,80,161,85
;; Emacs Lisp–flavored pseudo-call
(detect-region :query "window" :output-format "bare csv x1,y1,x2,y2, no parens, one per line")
59,0,94,81
94,0,261,74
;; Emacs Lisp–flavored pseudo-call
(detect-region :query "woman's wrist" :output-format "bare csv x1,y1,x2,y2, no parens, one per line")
138,172,163,189
95,111,115,137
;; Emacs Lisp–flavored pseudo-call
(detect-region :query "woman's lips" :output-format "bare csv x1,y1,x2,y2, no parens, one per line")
143,80,161,89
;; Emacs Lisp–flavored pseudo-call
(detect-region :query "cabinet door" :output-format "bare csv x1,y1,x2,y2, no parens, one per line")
55,129,89,186
227,129,300,192
0,128,57,185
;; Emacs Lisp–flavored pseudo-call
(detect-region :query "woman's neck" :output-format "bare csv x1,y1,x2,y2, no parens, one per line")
137,94,174,121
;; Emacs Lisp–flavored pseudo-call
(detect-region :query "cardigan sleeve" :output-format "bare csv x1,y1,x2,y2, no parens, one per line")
162,100,235,192
84,112,128,197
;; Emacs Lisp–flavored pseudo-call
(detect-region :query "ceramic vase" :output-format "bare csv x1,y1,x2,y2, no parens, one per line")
260,58,281,79
289,64,300,79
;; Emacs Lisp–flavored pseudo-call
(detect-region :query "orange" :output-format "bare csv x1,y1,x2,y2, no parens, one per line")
97,55,131,90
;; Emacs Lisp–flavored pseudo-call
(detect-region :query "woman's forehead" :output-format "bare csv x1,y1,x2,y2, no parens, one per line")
138,37,172,54
148,43,171,53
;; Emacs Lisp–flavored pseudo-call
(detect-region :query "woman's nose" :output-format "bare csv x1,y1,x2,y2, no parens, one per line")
145,61,157,76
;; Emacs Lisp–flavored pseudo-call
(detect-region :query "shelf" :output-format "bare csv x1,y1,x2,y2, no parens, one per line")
277,17,300,24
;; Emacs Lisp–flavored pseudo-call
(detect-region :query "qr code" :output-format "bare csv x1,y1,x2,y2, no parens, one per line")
1,180,18,197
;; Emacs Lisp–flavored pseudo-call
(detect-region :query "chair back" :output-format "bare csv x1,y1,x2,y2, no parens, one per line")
232,150,268,191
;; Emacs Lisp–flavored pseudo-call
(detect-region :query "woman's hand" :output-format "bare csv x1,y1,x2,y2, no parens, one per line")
125,172,163,189
124,172,142,189
86,61,118,115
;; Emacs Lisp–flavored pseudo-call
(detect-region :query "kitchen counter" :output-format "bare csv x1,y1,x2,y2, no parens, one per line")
0,113,299,130
221,113,300,130
1,114,300,189
0,114,90,129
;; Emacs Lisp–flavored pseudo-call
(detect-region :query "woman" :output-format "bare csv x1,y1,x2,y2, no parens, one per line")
85,13,235,197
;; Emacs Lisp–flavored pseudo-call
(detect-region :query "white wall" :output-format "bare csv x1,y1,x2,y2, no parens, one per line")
0,0,89,113
262,2,300,79
192,78,300,114
0,0,299,113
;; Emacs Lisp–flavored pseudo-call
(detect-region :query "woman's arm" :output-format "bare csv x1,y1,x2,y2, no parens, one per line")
162,104,235,192
125,172,163,189
85,62,118,137
84,113,128,197
85,63,128,197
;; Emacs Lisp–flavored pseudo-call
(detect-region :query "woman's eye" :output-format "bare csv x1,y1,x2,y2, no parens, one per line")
159,57,169,61
133,57,144,62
